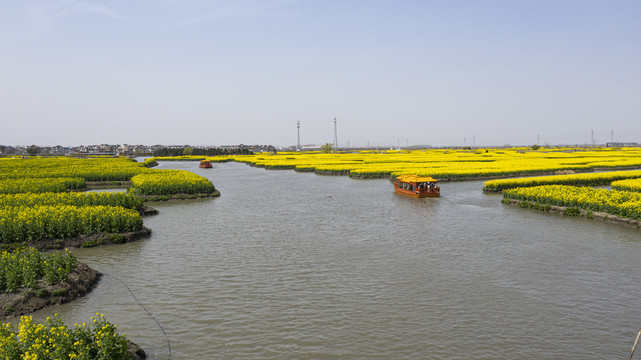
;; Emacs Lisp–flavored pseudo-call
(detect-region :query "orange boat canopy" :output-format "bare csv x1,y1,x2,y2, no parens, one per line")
396,174,437,183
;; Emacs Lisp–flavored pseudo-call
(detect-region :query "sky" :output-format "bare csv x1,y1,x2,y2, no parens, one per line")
1,0,640,148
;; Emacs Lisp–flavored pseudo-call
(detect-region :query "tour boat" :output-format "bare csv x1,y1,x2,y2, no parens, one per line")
199,160,213,168
394,174,440,198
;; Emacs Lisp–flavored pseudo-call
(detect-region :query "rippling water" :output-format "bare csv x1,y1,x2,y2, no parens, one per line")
36,161,641,359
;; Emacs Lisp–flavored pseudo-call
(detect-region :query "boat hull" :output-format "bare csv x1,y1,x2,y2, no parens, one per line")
393,175,440,198
394,188,440,198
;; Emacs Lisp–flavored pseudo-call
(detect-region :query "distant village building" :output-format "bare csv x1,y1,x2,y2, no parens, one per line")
0,145,18,155
606,142,640,147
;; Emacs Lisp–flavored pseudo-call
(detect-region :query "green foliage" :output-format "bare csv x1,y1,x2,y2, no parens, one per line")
320,143,334,153
183,146,194,155
26,146,40,156
531,144,541,150
0,248,77,293
153,146,252,156
52,288,67,296
519,201,531,208
33,288,49,298
563,207,581,216
0,205,143,244
110,234,126,244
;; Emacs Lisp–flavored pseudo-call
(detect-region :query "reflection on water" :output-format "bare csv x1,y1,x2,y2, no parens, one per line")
35,162,641,359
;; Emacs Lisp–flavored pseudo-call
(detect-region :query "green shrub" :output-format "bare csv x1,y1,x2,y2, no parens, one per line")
563,207,581,216
33,288,49,298
52,288,67,296
110,234,126,244
519,201,531,208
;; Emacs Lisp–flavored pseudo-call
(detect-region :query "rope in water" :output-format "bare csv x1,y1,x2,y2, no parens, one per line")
106,273,172,360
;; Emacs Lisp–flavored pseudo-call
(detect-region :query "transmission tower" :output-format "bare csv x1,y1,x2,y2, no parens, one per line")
297,121,301,151
333,117,338,152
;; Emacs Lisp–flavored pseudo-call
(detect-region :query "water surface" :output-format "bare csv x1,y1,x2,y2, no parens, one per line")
39,161,641,359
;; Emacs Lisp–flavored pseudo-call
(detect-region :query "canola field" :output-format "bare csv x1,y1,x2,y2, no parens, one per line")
2,149,641,357
0,157,216,245
0,156,220,357
503,185,641,220
483,170,641,191
195,147,641,223
199,147,641,180
0,314,132,359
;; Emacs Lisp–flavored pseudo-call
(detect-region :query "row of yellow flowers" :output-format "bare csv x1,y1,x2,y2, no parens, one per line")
483,170,641,191
0,177,86,194
503,185,641,220
0,314,130,360
0,157,152,181
201,147,641,180
129,169,216,195
0,192,142,211
611,178,641,193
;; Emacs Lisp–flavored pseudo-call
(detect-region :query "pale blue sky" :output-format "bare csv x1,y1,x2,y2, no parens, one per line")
1,0,639,147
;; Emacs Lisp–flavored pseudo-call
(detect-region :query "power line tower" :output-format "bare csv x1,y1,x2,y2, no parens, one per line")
297,121,301,151
333,117,338,152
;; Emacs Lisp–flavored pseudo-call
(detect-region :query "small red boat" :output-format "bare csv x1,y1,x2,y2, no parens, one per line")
394,175,440,198
199,160,213,168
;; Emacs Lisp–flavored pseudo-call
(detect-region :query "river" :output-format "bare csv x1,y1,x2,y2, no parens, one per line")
37,161,641,359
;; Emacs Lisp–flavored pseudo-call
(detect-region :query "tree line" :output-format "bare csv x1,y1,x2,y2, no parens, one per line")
153,146,253,157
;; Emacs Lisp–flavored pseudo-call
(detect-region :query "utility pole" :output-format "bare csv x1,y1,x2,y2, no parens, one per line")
297,121,301,151
333,117,338,152
537,134,540,145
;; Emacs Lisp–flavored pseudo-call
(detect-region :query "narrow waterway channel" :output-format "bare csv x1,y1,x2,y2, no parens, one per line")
36,161,641,359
